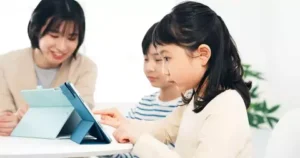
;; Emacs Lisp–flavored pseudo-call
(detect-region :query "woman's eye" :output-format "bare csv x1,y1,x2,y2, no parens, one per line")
50,34,59,38
68,35,78,41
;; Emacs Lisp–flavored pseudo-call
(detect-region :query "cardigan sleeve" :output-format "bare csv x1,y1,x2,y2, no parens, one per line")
0,60,16,112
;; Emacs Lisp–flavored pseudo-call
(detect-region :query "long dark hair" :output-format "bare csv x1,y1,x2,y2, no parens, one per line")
153,1,251,113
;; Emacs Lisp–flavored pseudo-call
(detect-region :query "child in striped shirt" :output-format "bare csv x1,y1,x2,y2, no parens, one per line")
108,22,190,158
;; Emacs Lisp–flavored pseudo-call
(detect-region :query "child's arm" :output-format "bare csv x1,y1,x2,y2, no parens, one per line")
111,106,140,158
111,100,184,158
130,91,251,158
132,113,250,158
129,105,186,145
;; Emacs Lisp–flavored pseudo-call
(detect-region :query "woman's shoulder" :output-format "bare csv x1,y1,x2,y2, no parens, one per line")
0,48,32,66
70,53,97,70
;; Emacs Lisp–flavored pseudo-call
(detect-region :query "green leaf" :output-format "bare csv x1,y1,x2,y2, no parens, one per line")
255,114,265,124
252,72,264,80
248,112,265,127
250,85,259,99
243,64,250,69
247,112,259,128
247,112,254,125
267,117,279,128
268,105,280,114
251,102,263,112
242,64,264,80
262,101,268,113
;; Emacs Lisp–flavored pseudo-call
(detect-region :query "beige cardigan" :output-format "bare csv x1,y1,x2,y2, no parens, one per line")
131,90,253,158
0,48,98,112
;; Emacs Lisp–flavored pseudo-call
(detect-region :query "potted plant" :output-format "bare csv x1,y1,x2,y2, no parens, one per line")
243,64,280,129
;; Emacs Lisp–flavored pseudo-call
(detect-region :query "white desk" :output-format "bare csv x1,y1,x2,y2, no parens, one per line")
0,136,133,158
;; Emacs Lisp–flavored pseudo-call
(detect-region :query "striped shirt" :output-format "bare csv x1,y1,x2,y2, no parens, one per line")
111,91,190,158
127,92,183,121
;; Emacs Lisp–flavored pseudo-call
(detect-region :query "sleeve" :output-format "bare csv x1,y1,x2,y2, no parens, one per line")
0,62,16,112
74,59,98,109
111,97,152,158
129,105,186,145
131,92,252,158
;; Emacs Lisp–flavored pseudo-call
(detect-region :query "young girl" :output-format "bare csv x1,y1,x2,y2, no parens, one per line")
96,1,252,157
0,0,97,136
99,22,192,158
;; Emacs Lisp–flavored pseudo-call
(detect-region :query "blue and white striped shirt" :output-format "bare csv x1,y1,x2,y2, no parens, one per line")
112,91,186,158
127,92,183,120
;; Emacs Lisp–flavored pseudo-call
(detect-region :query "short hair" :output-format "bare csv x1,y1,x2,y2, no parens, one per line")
141,22,158,55
28,0,85,58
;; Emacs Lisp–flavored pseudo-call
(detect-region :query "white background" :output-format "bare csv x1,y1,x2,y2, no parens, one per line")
1,0,300,157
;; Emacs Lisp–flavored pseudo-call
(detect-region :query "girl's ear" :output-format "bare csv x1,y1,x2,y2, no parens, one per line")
193,44,211,66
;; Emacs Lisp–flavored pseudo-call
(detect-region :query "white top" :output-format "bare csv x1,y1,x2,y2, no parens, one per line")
34,64,58,89
130,90,253,158
0,126,133,158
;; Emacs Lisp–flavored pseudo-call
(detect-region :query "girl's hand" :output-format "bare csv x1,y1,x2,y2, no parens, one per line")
93,108,128,128
113,121,142,144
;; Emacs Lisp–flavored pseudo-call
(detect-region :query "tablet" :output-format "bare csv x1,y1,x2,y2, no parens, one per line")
11,82,111,145
60,82,112,144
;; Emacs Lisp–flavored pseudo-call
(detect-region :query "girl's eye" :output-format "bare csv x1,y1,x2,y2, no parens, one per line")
164,57,170,61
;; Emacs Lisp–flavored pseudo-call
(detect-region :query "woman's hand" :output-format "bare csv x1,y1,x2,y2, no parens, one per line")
15,105,29,120
93,108,128,128
0,111,19,136
0,105,28,136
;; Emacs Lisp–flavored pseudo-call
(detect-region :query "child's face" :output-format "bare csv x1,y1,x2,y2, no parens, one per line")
144,44,174,88
156,44,210,93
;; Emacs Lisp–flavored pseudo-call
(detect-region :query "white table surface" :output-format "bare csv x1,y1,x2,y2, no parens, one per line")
0,136,133,158
0,124,133,158
0,106,134,158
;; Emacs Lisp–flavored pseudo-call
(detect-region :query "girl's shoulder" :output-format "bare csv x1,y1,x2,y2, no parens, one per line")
205,89,246,114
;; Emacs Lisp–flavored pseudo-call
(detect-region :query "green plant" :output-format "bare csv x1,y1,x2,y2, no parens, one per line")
243,64,280,129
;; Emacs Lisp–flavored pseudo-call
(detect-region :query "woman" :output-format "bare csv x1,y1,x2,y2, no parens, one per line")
0,0,97,136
